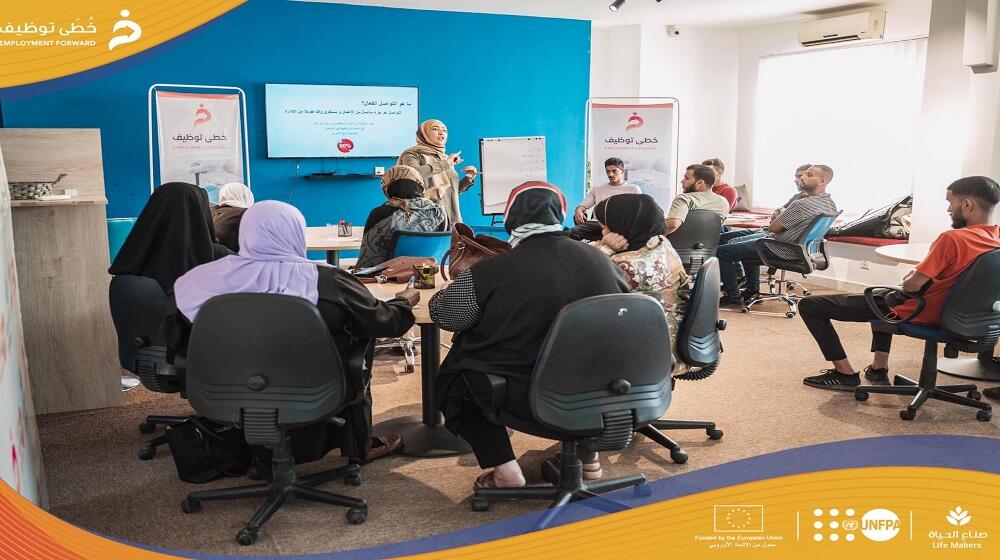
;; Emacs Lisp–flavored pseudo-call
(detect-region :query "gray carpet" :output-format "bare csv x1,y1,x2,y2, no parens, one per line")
36,291,999,556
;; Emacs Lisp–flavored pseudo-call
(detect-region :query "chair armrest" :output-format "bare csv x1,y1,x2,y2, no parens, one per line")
863,286,925,324
464,373,507,423
755,238,807,268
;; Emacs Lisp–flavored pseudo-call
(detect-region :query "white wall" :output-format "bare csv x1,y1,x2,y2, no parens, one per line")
591,26,642,98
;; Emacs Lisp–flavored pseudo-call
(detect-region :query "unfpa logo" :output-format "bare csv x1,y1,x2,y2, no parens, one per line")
860,509,900,542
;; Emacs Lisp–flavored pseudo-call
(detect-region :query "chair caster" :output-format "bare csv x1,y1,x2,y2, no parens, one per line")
976,410,992,422
855,390,869,402
899,407,917,421
346,507,368,524
236,528,259,546
344,473,362,487
180,499,202,514
404,365,415,373
471,498,490,512
707,428,724,440
670,451,688,464
968,391,982,401
740,307,749,314
802,290,812,296
138,422,156,434
785,311,796,319
137,445,155,460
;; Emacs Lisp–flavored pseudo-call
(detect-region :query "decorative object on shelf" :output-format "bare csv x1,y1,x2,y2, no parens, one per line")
8,173,67,200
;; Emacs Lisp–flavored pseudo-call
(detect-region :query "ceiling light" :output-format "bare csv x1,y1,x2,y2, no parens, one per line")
609,0,626,12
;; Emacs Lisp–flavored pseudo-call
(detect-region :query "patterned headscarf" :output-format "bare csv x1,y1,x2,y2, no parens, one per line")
381,165,424,196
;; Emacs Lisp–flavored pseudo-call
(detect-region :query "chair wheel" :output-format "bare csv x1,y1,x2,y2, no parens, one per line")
855,390,869,402
740,307,749,313
785,311,796,319
344,473,362,487
670,451,688,464
180,499,201,514
707,428,724,440
471,498,490,512
404,365,415,373
236,528,258,546
138,422,156,434
900,407,916,421
802,290,812,296
346,507,367,524
137,446,155,460
976,410,992,422
968,391,982,401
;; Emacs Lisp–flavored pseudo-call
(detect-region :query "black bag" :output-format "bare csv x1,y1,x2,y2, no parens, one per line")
165,417,254,484
828,196,912,239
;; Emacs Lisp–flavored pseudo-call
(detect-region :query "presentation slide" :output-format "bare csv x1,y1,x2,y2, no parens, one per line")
265,83,418,158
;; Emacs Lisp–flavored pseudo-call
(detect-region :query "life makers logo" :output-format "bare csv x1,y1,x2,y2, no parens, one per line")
625,112,644,132
946,506,971,526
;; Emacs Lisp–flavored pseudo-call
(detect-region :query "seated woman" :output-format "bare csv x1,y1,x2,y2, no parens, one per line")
593,193,691,373
430,182,631,490
356,176,446,268
109,181,232,295
211,182,254,253
166,201,419,463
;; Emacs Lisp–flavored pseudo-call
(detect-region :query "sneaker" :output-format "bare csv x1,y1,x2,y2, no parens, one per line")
803,369,861,392
720,295,745,308
983,386,1000,402
863,366,890,385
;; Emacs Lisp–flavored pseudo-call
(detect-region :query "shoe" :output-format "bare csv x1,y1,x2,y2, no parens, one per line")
983,386,1000,402
803,369,860,392
553,452,603,480
719,295,745,308
863,366,890,385
352,435,402,464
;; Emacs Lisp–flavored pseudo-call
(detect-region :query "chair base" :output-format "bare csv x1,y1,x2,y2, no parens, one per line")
137,415,189,461
471,441,646,531
638,420,724,465
855,374,992,421
742,269,808,318
375,335,453,374
181,442,366,545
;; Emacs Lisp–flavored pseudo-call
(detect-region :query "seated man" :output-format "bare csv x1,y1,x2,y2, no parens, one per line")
717,164,838,305
799,176,1000,391
703,158,739,211
570,157,641,241
665,164,730,235
720,163,813,245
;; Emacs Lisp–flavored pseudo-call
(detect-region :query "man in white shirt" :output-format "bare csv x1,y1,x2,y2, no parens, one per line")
569,158,642,241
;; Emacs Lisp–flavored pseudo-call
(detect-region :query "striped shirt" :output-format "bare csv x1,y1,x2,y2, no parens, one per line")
770,193,838,259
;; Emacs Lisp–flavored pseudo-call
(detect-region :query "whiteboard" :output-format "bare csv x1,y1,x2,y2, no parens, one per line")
479,136,547,215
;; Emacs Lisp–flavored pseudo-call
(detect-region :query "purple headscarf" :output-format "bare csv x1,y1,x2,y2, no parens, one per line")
175,201,320,321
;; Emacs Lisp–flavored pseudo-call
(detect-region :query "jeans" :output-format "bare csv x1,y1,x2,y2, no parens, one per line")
716,232,768,297
798,294,893,362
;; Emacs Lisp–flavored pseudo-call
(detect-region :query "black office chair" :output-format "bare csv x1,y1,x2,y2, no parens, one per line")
179,294,367,546
667,209,723,276
854,249,999,422
639,258,725,463
742,212,840,318
108,275,189,460
468,294,672,530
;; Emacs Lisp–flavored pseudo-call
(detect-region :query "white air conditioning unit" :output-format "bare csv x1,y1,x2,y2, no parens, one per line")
799,10,886,47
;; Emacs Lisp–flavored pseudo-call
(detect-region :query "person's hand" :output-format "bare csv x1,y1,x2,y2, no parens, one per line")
447,152,463,165
394,287,420,306
573,206,587,224
463,165,478,182
601,232,629,252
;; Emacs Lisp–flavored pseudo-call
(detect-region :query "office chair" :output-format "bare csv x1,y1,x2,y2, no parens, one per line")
854,249,999,422
638,258,726,464
108,275,189,460
375,230,452,372
742,212,840,318
468,294,672,530
666,210,723,276
179,294,367,545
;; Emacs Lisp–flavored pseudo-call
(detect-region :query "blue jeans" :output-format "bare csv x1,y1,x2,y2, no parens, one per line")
717,232,768,298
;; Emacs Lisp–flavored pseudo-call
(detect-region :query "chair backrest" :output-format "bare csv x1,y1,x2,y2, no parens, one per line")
940,249,1000,339
677,258,722,368
667,210,723,275
529,294,672,442
799,212,840,270
389,231,452,262
109,275,179,393
185,294,348,445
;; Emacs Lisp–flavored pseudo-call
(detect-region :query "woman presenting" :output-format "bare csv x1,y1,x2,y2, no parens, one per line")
398,119,476,226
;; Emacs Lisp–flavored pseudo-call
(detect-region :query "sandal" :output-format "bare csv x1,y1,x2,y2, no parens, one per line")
353,435,402,464
474,470,499,490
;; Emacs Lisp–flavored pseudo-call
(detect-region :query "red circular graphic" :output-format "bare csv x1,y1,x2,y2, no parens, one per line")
337,139,354,153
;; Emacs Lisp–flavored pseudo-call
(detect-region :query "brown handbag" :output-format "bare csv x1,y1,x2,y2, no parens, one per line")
352,256,436,284
440,223,512,280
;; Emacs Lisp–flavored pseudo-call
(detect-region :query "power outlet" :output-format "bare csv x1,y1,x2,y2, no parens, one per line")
374,166,385,176
860,260,871,270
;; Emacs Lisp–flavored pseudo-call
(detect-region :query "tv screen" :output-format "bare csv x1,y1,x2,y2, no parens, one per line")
265,83,419,158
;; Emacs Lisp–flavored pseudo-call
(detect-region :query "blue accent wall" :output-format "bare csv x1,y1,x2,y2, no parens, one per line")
0,0,591,229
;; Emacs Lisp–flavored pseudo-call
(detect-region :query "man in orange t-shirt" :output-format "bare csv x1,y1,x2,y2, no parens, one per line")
797,176,1000,392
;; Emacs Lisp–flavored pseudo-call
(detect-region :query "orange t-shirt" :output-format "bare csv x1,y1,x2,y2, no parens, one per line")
892,225,1000,325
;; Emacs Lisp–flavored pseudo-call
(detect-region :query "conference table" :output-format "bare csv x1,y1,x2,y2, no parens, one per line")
366,274,472,457
305,225,364,266
875,241,1000,382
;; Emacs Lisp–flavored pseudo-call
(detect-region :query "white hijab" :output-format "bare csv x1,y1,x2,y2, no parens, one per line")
218,183,255,208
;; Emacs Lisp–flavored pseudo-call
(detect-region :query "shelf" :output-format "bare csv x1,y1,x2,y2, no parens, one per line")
10,194,108,207
305,173,381,180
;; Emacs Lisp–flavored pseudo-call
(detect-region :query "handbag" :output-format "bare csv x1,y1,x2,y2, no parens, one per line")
351,256,436,284
165,417,254,484
440,223,512,280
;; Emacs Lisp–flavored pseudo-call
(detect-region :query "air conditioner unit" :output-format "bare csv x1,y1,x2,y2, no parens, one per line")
799,10,886,47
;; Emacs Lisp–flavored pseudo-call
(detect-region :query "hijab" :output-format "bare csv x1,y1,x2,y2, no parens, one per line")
109,182,217,293
594,193,667,252
503,181,567,248
386,178,425,212
380,165,423,196
409,119,447,157
217,182,254,208
174,201,320,322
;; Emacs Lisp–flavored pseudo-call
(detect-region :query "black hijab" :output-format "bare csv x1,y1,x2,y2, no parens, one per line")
594,193,667,252
109,182,218,293
503,181,567,233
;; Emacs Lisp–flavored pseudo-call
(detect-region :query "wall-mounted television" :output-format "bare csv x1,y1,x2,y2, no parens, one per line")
264,83,419,158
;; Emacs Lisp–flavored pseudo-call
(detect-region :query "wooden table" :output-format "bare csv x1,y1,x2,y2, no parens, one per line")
305,226,364,266
874,242,931,265
366,274,472,457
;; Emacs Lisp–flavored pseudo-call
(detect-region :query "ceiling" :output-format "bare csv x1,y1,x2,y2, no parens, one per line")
300,0,879,28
